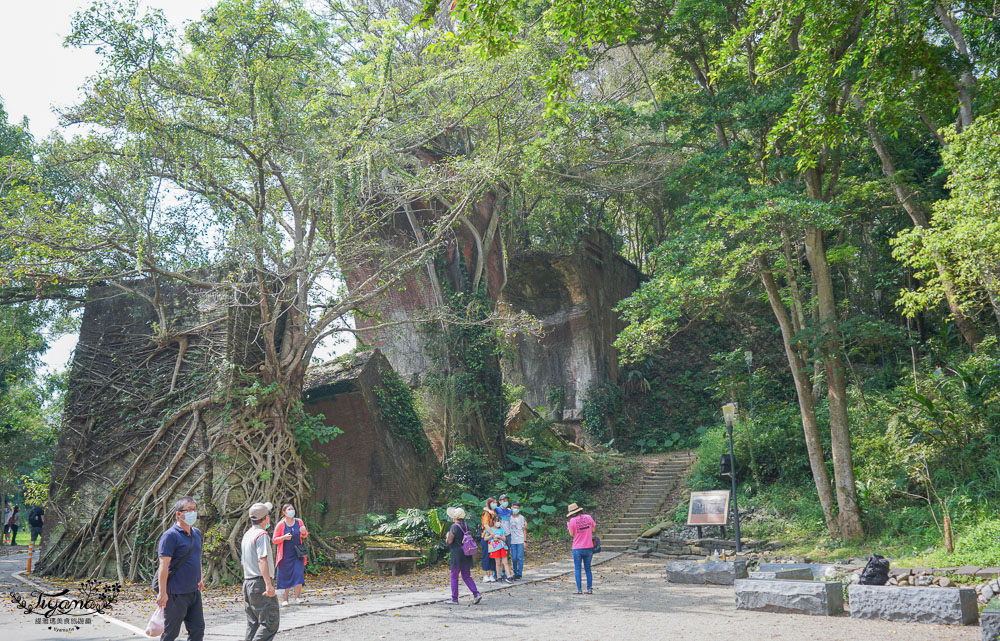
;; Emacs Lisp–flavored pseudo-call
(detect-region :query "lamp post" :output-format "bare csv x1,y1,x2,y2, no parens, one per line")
722,403,742,553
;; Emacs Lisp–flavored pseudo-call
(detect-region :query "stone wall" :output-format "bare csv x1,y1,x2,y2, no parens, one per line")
303,350,439,532
501,230,642,416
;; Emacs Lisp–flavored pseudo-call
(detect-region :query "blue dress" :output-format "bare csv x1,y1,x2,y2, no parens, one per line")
276,519,306,589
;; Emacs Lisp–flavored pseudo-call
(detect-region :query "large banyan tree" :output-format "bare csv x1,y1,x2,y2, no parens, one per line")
1,0,542,581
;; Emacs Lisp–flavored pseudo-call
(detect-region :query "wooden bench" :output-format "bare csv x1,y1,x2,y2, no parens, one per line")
375,556,420,577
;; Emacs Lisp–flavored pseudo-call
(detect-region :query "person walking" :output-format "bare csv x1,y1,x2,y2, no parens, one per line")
508,501,527,580
241,502,279,641
8,506,20,545
444,507,482,605
2,504,11,544
155,496,204,641
566,502,596,595
479,498,498,583
27,504,44,546
272,503,308,607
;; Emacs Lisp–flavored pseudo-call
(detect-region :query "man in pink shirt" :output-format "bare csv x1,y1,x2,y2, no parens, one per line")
566,503,596,594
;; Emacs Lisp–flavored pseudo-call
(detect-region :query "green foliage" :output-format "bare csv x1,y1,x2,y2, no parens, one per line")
581,382,622,443
374,369,428,456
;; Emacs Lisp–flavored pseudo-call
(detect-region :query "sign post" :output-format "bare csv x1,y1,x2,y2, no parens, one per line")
722,403,742,553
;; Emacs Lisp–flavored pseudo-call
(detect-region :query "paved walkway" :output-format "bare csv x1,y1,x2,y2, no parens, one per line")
205,552,622,640
274,556,980,641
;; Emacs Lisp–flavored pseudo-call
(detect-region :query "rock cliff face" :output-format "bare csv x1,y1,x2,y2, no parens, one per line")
501,231,642,419
303,350,438,531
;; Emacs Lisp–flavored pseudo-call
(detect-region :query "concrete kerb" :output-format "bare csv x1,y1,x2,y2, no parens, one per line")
204,551,623,640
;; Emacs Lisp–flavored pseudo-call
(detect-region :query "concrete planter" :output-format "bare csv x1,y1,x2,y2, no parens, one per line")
848,585,978,626
749,568,814,581
735,579,843,616
982,600,1000,641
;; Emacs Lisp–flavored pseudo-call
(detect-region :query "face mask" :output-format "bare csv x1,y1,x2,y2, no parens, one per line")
512,509,520,515
183,511,198,526
501,501,509,508
286,509,295,518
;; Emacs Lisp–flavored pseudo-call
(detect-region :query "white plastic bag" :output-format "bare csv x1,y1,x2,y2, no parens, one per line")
145,606,165,638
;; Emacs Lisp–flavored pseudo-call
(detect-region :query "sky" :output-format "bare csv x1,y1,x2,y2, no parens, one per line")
1,0,350,374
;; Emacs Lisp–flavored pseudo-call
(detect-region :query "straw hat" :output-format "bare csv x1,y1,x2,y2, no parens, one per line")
446,506,466,521
566,503,584,517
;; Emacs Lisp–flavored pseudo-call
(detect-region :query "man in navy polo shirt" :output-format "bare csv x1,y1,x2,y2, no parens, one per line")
156,495,204,641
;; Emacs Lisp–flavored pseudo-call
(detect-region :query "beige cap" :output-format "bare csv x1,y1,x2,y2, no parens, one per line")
249,502,273,520
446,506,466,521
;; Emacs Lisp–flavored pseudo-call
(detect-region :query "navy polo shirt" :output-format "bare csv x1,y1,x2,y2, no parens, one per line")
157,524,202,594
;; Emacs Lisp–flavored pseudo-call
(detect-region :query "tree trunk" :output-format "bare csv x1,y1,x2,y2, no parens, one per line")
758,256,839,537
803,221,864,540
858,110,982,350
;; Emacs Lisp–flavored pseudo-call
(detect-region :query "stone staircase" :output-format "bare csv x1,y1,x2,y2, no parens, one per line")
599,451,694,552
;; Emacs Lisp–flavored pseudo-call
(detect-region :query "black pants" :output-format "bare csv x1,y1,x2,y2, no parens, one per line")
30,526,42,544
162,590,204,641
243,577,280,641
9,525,18,545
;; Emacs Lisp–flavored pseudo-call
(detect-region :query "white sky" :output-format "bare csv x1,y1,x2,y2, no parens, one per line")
2,0,351,374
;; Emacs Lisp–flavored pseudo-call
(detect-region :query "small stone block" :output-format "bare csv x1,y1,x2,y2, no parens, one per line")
757,563,835,580
978,568,1000,579
955,565,982,576
734,579,843,616
849,585,978,626
666,560,748,585
749,568,814,581
983,602,1000,641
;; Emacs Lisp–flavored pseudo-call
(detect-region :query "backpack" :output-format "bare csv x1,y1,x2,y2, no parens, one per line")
858,554,890,585
458,523,478,556
28,508,42,527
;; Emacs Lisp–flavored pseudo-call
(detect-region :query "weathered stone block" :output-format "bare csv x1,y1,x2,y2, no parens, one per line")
982,601,1000,641
848,585,978,626
666,560,748,585
758,563,835,580
749,568,814,581
734,579,843,616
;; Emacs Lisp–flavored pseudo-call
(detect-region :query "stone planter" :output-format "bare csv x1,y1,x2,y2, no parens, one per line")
749,568,814,581
982,600,1000,641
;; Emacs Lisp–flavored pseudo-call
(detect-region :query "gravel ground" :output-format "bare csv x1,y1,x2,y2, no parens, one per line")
275,556,980,641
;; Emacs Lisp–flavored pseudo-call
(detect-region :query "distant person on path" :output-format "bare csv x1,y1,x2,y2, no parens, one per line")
566,502,596,594
8,506,20,545
480,498,498,583
272,503,308,607
444,507,482,605
241,502,279,641
508,501,527,580
2,505,11,543
486,514,513,584
156,496,204,641
28,505,44,545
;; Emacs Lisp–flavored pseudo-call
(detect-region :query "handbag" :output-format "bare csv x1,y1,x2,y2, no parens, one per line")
592,537,601,554
294,544,308,558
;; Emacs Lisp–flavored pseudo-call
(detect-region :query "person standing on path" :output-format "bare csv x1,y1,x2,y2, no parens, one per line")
480,498,498,583
444,507,482,605
3,504,11,543
241,502,279,641
156,496,205,641
27,505,44,546
566,502,596,595
272,503,308,607
495,494,513,579
8,506,20,545
508,501,527,580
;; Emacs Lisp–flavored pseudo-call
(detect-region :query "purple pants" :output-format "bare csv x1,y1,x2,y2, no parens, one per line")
450,565,479,601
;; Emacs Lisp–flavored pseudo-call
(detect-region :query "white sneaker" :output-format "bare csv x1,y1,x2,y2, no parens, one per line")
295,597,305,604
280,600,290,607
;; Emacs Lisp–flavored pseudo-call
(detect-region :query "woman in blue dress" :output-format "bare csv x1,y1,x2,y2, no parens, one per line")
272,502,308,606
